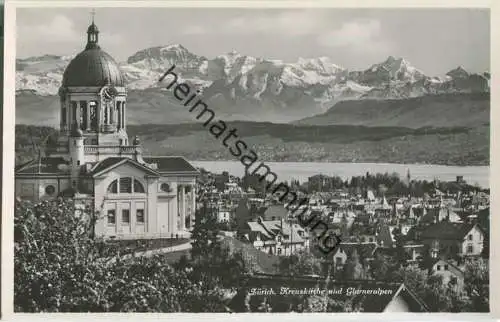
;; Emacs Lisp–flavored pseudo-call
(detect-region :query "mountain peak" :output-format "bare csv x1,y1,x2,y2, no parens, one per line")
385,55,397,63
446,66,469,79
161,44,189,52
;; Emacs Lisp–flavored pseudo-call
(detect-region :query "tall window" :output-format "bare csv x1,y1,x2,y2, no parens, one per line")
89,101,98,131
117,103,121,129
71,101,78,125
122,209,130,224
467,245,474,254
61,107,67,126
107,209,116,224
80,101,87,130
104,105,109,124
136,209,145,223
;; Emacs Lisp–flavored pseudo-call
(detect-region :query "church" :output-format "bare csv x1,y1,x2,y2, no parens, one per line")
15,18,199,239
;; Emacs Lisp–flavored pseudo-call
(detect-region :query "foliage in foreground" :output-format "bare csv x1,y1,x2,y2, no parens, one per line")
14,199,232,312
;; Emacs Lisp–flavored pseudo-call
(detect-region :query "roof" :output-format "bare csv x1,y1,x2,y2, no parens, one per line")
143,156,199,174
62,48,124,87
263,205,288,220
246,219,305,244
15,157,69,175
90,157,160,177
220,237,280,274
377,223,394,248
420,222,480,240
420,207,461,224
336,242,378,259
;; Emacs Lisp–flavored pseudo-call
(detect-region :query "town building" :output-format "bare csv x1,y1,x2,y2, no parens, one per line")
240,217,309,256
15,18,198,239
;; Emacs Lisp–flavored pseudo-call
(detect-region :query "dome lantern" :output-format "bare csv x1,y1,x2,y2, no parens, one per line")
61,10,125,88
86,9,99,50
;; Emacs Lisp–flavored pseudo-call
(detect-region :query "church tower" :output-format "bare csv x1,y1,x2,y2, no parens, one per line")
51,15,139,164
16,13,199,239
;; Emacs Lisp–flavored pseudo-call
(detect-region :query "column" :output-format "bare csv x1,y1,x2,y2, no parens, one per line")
122,103,126,132
190,185,196,228
179,185,186,231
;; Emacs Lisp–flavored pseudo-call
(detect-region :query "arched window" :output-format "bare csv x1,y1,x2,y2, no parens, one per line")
120,177,132,193
134,179,145,193
108,177,145,194
108,180,118,193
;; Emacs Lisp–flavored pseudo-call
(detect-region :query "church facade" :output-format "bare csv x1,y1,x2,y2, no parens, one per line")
15,19,198,239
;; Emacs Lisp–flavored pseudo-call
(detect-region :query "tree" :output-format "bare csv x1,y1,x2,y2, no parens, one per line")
14,199,228,312
370,253,392,280
481,233,489,259
278,249,324,276
342,249,368,280
189,203,250,291
392,227,407,267
190,203,220,261
463,258,489,312
392,266,470,312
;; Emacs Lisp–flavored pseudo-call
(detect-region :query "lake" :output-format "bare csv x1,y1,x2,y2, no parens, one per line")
191,161,490,188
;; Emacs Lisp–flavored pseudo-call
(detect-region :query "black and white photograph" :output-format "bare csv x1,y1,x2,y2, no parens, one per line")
8,2,491,314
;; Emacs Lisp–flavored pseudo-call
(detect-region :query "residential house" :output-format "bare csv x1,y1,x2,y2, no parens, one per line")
331,242,378,269
240,217,308,256
429,258,465,289
418,222,484,258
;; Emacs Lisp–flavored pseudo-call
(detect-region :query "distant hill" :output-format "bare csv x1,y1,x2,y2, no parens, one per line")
295,92,490,128
16,122,490,166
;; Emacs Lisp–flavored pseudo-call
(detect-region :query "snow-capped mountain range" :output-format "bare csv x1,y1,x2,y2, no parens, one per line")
16,44,490,122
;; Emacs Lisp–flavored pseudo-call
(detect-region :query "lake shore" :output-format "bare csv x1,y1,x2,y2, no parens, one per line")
191,160,490,189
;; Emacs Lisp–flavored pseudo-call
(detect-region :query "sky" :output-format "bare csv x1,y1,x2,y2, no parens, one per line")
16,7,490,76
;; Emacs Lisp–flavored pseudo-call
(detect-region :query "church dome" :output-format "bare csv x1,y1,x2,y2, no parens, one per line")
62,49,125,87
61,20,124,87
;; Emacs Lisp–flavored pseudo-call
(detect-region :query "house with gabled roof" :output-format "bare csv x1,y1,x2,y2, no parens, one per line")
418,222,484,257
240,217,309,256
427,258,465,289
331,242,378,268
15,20,199,240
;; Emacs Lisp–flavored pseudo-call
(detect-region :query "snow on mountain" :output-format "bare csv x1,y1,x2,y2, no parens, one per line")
350,56,425,86
446,66,469,79
15,47,490,120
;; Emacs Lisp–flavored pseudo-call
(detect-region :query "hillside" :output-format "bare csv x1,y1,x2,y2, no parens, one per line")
16,122,489,166
295,92,490,128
